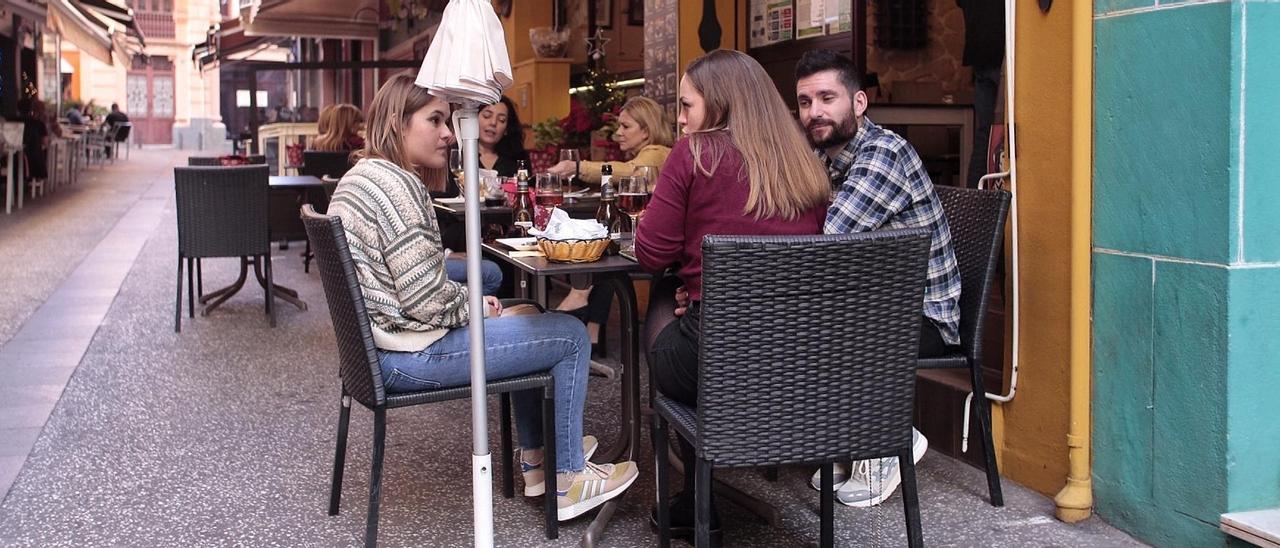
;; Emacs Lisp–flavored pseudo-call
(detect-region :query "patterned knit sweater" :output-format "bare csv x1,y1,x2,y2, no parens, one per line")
328,158,469,351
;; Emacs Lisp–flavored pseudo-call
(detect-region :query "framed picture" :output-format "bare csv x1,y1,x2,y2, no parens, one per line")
627,0,643,25
596,0,613,29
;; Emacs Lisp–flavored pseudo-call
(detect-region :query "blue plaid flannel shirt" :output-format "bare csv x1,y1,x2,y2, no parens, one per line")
822,118,962,346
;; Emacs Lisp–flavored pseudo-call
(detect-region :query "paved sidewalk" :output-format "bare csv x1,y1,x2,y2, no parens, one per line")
0,149,1145,547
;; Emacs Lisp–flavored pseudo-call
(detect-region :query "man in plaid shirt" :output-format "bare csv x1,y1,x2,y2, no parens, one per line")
795,49,962,507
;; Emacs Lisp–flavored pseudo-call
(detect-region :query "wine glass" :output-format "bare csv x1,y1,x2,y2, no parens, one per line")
616,176,649,250
448,148,464,195
535,173,564,208
559,148,580,191
632,165,656,193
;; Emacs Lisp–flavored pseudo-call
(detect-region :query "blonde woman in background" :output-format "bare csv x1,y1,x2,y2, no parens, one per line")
312,103,365,152
549,97,674,354
546,95,674,185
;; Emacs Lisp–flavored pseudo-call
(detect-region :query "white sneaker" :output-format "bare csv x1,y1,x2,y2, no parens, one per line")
810,428,929,491
521,435,599,497
834,430,929,507
557,460,639,521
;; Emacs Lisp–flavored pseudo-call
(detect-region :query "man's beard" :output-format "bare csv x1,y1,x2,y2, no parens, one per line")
806,115,857,149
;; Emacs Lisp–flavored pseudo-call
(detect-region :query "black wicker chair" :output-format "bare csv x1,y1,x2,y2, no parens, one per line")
301,150,355,179
300,205,560,547
919,185,1012,507
174,165,274,332
187,155,266,166
653,230,933,548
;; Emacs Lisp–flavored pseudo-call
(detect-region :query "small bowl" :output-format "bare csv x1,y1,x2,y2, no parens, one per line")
537,236,611,263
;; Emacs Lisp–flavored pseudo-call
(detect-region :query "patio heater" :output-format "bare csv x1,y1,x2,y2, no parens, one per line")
414,1,512,546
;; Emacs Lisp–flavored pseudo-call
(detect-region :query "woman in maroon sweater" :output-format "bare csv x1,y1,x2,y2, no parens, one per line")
635,49,831,543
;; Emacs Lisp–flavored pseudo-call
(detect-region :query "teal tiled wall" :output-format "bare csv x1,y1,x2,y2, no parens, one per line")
1093,0,1280,545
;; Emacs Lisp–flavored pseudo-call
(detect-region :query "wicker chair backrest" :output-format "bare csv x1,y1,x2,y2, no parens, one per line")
933,186,1011,361
174,165,271,258
696,229,932,467
300,205,386,408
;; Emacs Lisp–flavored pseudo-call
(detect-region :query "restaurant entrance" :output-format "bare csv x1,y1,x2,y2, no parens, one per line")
126,54,175,145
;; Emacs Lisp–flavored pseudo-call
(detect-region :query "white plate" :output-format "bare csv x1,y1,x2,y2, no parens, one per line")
495,237,539,252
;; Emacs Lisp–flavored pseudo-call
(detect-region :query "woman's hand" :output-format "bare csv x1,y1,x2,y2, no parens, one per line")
485,295,503,317
672,286,689,317
546,160,576,177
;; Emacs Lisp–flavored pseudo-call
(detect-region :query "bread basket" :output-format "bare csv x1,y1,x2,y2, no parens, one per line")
537,236,611,263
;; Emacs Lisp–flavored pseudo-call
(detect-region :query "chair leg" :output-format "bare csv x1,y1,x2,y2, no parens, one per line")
500,393,514,499
197,259,203,298
970,365,1004,506
900,448,924,548
542,389,558,540
821,461,834,548
304,239,312,273
187,258,195,318
329,393,352,515
174,256,184,333
365,408,386,548
654,414,671,548
695,458,713,548
265,254,277,328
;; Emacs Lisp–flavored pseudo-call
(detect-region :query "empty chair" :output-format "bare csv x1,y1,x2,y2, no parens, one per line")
653,229,933,548
917,185,1012,507
301,150,355,180
173,164,275,331
300,205,559,547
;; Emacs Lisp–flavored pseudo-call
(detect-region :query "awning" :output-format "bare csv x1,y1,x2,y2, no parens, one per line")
0,0,48,26
194,16,291,70
239,0,380,40
73,0,146,50
60,56,74,73
47,0,114,64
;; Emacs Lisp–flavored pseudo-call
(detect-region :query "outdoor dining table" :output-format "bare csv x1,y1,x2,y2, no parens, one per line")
197,175,320,314
481,240,643,547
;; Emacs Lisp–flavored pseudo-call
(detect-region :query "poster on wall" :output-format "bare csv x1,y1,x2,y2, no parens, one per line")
827,0,852,34
750,0,795,48
795,0,826,39
644,0,679,122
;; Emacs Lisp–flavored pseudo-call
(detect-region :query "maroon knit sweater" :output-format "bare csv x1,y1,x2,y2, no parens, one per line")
635,133,828,300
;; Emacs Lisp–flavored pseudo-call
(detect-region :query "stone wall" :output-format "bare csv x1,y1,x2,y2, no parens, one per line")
866,0,970,100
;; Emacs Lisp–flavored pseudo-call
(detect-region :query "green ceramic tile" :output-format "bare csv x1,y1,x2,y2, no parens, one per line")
1092,253,1156,506
1151,261,1230,525
1094,5,1233,263
1242,3,1280,263
1226,266,1280,510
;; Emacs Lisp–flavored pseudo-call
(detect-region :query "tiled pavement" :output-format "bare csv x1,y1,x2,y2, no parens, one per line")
0,149,1145,547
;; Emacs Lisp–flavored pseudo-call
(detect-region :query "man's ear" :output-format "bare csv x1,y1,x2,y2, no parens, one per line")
853,90,869,118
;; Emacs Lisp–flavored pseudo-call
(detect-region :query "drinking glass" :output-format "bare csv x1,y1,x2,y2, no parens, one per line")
535,172,564,208
616,176,649,250
632,165,656,193
559,148,580,190
448,148,464,194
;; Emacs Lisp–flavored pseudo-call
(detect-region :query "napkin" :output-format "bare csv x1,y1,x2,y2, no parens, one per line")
529,208,608,240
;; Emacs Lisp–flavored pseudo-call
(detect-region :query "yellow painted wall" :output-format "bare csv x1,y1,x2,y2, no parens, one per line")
677,0,745,75
992,0,1077,496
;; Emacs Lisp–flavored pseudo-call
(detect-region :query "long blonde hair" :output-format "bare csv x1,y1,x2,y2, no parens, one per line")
683,50,829,220
313,103,363,152
355,74,444,186
621,96,674,150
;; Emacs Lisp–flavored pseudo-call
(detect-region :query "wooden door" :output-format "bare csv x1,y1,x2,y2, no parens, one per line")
126,55,174,144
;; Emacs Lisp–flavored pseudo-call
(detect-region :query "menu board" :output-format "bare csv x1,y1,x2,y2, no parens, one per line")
750,0,795,48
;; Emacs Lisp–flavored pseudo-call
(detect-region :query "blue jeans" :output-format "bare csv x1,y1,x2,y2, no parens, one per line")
445,257,504,297
377,312,590,473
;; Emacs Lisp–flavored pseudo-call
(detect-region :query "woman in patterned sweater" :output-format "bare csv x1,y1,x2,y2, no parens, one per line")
327,74,637,521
